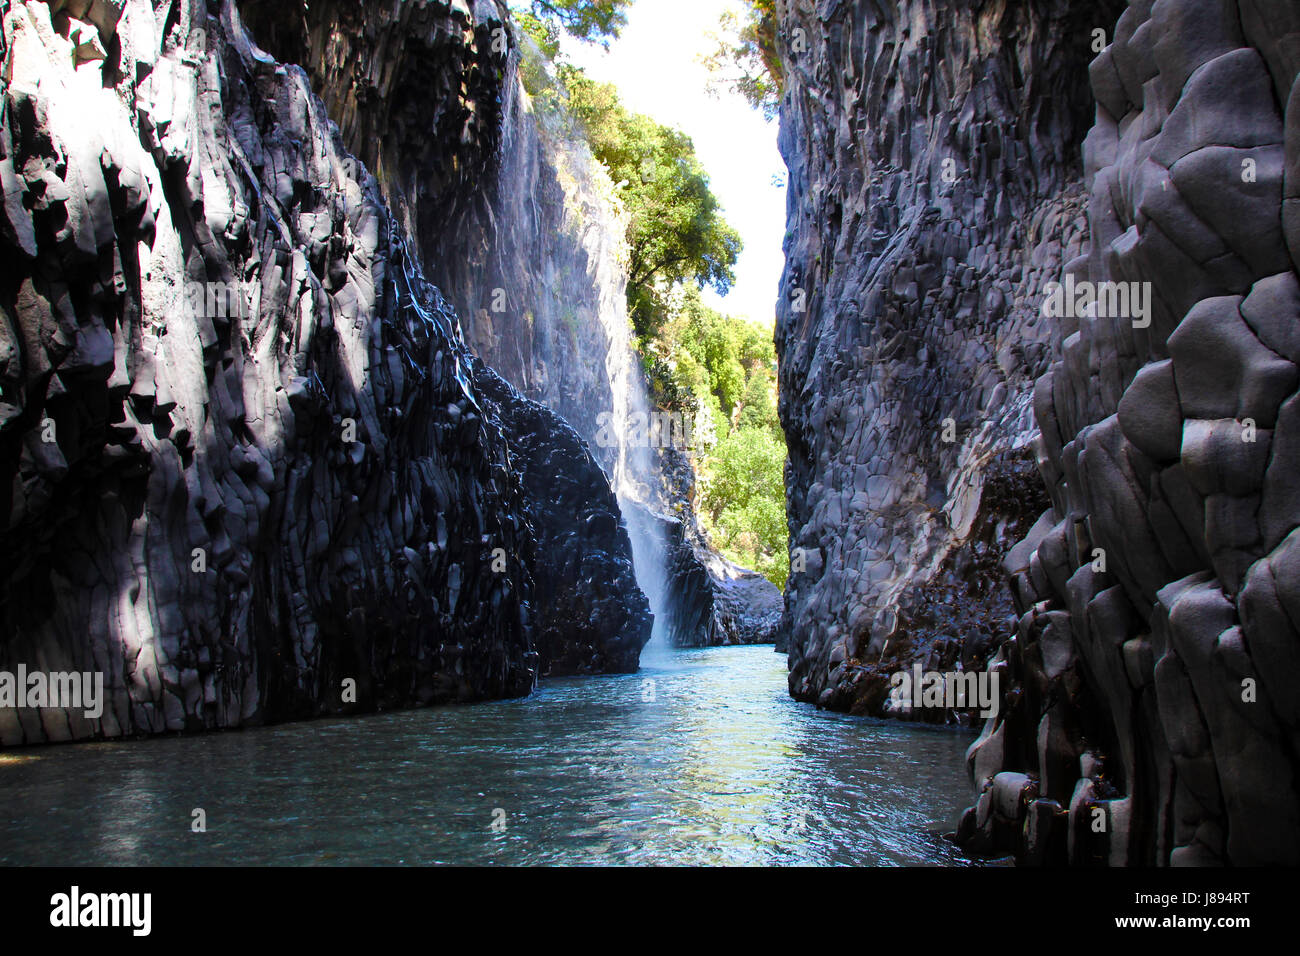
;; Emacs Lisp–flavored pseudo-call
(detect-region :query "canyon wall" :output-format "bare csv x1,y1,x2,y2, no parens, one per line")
0,0,649,745
775,0,1300,863
962,0,1300,865
774,0,1121,714
243,0,783,648
238,0,629,456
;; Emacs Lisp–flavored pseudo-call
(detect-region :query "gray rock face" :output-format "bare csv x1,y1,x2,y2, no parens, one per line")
0,0,647,745
249,0,781,648
658,509,784,648
961,0,1300,865
774,0,1121,712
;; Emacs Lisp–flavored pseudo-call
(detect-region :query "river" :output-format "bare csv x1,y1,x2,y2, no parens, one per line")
0,645,985,865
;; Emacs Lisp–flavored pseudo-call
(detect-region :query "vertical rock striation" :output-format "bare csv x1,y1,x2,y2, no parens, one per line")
250,0,783,647
963,0,1300,865
237,0,631,487
774,0,1121,712
0,0,648,745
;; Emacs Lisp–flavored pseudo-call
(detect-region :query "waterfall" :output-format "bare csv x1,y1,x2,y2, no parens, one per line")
496,41,677,661
603,347,676,664
588,225,675,661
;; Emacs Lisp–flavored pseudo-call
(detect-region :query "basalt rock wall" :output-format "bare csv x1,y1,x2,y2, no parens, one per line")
0,0,648,746
961,0,1300,866
774,0,1123,713
236,0,627,476
247,0,781,648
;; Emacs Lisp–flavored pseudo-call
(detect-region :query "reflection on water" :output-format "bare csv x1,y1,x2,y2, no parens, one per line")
0,646,984,865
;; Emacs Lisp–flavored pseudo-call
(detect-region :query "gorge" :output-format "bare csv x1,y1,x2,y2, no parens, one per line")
775,0,1300,865
2,0,1299,872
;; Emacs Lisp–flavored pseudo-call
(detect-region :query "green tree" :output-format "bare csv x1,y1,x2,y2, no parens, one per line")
683,307,744,417
522,0,630,46
737,371,777,434
702,0,783,119
514,9,563,60
668,301,787,588
561,67,742,343
703,428,784,523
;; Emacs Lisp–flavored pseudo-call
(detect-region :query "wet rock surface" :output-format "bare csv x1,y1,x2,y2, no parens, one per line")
960,0,1300,865
774,0,1121,713
0,0,647,744
659,508,783,648
250,0,781,648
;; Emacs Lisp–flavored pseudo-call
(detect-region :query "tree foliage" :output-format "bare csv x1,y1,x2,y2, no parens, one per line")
701,0,783,120
514,9,563,60
522,0,630,47
645,289,788,588
560,67,742,343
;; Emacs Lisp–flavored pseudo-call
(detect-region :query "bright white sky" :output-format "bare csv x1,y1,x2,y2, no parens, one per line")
558,0,787,327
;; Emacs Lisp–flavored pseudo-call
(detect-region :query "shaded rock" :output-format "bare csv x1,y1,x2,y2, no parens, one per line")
774,0,1118,719
0,0,650,745
963,0,1300,865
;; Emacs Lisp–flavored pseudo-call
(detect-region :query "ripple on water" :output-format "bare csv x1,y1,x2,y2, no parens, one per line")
0,645,986,866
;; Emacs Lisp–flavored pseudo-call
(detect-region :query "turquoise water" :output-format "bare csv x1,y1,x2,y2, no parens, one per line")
0,645,982,865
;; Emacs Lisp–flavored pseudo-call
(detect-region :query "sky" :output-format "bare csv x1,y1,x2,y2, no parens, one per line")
558,0,787,327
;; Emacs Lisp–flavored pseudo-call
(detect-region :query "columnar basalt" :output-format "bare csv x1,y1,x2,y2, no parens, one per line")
774,0,1122,713
962,0,1300,866
235,0,626,475
0,0,648,745
244,0,782,647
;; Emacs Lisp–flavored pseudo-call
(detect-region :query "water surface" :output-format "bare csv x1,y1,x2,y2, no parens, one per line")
0,645,982,865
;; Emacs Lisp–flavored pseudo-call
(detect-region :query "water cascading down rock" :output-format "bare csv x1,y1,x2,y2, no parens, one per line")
0,0,650,745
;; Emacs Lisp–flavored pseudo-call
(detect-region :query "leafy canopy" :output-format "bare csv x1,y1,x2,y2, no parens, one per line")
701,0,783,120
645,289,788,588
559,66,742,343
520,0,630,47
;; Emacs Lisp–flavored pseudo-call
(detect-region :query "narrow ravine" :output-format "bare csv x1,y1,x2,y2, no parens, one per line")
0,646,981,866
5,0,1294,882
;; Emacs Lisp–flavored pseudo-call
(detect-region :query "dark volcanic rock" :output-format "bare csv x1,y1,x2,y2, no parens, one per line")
0,0,647,745
774,0,1123,712
658,508,783,648
239,0,628,480
961,0,1300,865
249,0,782,649
476,364,651,675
